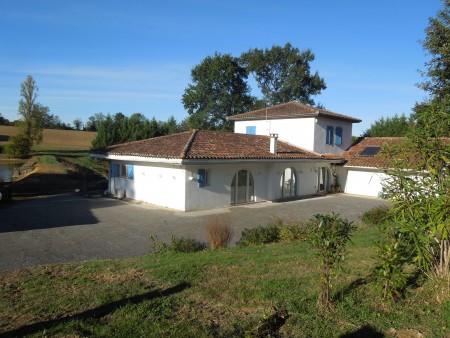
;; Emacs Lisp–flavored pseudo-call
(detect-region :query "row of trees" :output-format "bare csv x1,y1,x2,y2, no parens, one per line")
182,43,326,130
91,113,185,148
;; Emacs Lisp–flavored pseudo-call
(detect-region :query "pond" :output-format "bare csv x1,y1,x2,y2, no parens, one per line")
0,163,22,182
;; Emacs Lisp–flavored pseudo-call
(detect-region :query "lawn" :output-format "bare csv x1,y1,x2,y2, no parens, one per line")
0,226,448,337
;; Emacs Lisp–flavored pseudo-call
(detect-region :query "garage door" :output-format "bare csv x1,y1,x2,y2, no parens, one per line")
345,169,385,197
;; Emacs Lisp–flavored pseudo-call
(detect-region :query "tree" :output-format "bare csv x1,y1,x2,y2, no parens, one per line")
0,113,9,125
73,118,83,131
17,75,48,145
419,0,450,98
84,113,105,131
364,113,414,137
182,53,254,130
241,43,326,106
375,99,450,299
5,75,49,158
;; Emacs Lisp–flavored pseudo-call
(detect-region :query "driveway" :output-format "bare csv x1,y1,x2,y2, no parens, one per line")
0,194,387,271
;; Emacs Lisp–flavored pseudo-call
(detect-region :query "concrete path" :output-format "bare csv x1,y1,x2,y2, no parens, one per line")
0,194,387,271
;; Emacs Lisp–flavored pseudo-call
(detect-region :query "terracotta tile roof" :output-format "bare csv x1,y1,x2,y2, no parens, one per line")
343,137,406,168
228,101,361,123
94,130,344,161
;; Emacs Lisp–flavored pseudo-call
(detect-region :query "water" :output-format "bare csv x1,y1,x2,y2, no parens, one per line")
0,163,20,182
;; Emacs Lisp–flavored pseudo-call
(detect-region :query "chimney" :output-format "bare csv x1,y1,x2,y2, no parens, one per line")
270,133,278,154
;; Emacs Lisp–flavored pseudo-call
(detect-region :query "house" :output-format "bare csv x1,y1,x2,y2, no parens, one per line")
229,101,361,154
91,130,347,211
91,102,370,211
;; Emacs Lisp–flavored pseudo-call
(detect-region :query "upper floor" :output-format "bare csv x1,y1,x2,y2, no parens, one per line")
229,101,361,155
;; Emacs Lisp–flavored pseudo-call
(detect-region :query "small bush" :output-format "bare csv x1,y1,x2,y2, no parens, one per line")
4,133,31,158
308,213,356,309
150,232,207,254
237,223,280,247
205,215,233,249
361,205,392,226
278,221,309,242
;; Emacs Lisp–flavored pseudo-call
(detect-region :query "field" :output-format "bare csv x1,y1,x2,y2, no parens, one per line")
0,126,96,150
0,126,104,197
0,226,448,337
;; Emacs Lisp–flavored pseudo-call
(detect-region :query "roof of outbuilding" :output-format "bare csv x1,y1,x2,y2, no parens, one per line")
228,101,362,123
93,130,344,161
343,137,406,168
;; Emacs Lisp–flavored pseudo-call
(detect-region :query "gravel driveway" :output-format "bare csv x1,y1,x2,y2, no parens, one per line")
0,194,387,271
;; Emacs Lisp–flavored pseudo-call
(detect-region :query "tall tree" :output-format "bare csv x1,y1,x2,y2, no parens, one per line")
0,113,9,125
18,75,49,145
182,53,254,130
73,118,83,131
84,113,105,132
5,75,49,158
420,0,450,98
241,43,326,106
364,113,414,137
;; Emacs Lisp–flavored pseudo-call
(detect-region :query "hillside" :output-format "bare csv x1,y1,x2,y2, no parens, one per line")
0,126,96,149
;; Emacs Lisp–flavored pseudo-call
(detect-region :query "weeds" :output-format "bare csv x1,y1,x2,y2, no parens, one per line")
205,215,233,250
150,232,206,254
361,205,392,227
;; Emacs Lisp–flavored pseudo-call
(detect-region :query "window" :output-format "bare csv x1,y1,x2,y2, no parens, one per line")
246,126,256,135
335,127,343,145
114,163,134,180
326,126,334,145
197,169,210,187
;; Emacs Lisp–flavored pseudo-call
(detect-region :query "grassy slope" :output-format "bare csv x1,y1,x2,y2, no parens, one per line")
0,227,448,337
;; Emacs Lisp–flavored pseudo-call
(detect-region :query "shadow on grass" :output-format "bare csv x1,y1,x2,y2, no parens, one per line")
332,277,368,303
339,324,384,337
0,282,190,338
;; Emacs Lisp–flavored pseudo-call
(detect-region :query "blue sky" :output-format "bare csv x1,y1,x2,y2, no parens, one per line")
0,0,443,135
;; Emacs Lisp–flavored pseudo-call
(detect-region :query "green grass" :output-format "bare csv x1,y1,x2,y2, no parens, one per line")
32,147,106,177
0,227,448,337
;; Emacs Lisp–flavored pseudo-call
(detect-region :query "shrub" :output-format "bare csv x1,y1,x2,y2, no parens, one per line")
205,215,233,249
237,223,280,247
4,133,31,158
150,232,207,254
308,213,356,309
278,221,309,242
361,205,392,226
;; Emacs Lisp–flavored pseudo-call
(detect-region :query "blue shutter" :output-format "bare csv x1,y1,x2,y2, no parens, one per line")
111,163,120,178
246,126,256,135
335,127,342,145
198,169,205,187
127,165,134,180
326,126,334,145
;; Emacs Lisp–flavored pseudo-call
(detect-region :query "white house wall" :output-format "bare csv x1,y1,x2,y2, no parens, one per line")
184,161,334,211
314,117,353,154
110,161,186,211
234,118,316,152
184,163,271,211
